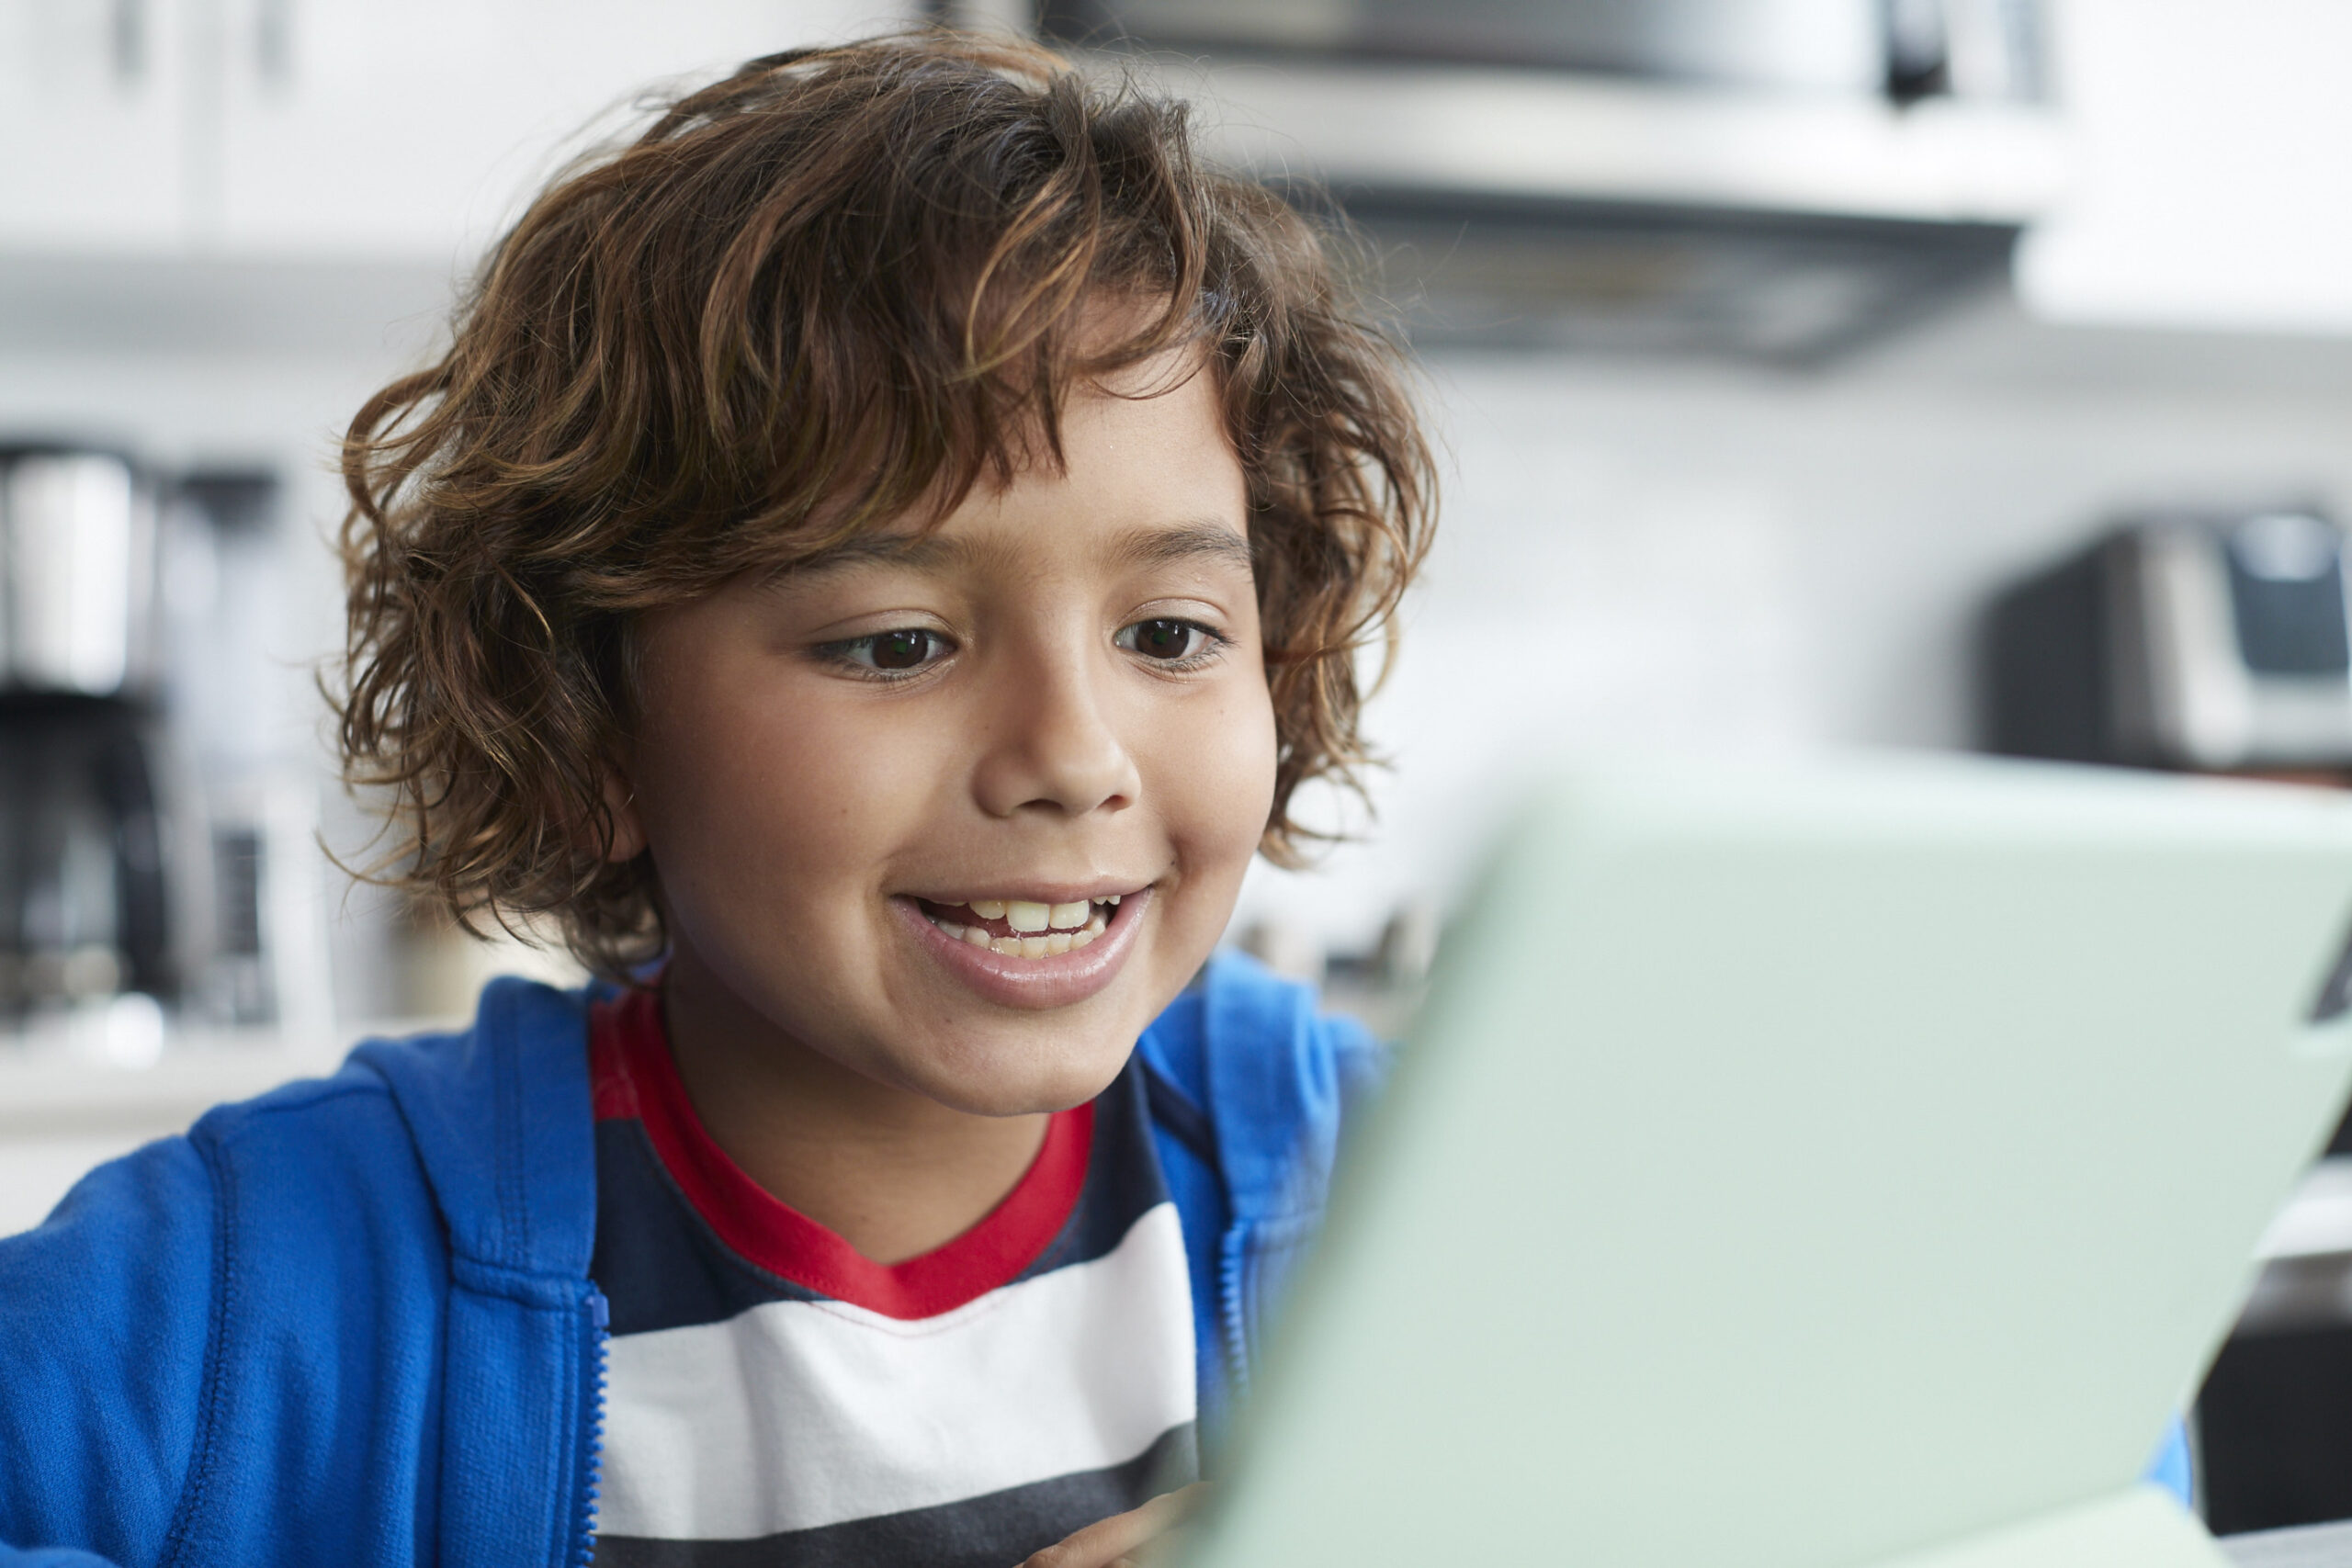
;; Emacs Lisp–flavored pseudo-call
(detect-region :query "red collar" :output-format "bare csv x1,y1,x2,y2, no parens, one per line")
589,986,1092,1320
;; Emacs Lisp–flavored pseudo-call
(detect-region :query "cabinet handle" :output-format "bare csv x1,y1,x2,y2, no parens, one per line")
109,0,144,86
254,0,293,87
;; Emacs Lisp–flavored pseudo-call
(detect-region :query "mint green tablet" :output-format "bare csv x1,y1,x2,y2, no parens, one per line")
1180,754,2352,1568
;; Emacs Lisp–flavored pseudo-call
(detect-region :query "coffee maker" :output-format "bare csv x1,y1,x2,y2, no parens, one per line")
0,446,324,1058
0,445,174,1057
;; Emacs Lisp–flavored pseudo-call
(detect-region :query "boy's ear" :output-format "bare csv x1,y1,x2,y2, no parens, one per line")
599,766,648,863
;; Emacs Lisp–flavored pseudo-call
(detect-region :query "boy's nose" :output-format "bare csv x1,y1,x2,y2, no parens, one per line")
970,659,1139,820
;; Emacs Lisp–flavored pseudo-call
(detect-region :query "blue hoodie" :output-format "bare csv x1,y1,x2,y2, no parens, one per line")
0,953,1371,1567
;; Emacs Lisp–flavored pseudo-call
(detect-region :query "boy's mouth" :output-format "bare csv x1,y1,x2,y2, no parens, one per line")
914,895,1122,958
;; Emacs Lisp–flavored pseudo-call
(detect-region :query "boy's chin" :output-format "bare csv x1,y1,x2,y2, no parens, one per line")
889,1032,1137,1120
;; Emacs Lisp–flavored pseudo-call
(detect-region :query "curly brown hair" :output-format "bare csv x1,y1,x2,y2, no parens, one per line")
336,30,1435,978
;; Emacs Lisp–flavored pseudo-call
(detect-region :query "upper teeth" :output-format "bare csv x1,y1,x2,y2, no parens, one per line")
928,894,1120,958
968,897,1112,931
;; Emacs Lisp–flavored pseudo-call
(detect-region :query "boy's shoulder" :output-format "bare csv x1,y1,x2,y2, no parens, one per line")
342,976,599,1279
69,976,604,1304
0,977,601,1567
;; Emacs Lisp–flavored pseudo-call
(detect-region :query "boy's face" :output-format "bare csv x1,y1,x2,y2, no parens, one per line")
616,351,1277,1115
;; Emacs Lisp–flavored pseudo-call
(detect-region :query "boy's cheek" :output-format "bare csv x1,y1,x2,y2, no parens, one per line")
1153,685,1280,897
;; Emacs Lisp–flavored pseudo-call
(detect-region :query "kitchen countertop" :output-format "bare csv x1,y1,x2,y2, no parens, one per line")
0,1021,444,1136
0,1035,343,1136
2223,1518,2352,1565
2257,1159,2352,1261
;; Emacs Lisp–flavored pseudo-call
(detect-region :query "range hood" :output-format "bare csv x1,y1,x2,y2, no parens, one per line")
1038,0,2071,361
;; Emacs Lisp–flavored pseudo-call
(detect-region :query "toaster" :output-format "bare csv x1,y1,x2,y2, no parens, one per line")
1984,509,2352,770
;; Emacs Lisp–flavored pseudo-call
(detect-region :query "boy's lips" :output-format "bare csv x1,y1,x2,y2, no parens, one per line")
892,886,1152,1010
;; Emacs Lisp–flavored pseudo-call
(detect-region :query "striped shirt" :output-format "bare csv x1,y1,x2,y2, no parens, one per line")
584,987,1198,1567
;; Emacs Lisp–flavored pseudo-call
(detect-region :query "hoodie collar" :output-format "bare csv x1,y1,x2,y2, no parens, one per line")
352,976,602,1282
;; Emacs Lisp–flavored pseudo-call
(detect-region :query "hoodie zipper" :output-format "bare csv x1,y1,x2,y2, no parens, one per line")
573,1286,610,1566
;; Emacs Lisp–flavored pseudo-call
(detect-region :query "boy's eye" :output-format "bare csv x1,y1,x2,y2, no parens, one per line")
1118,618,1212,661
826,627,951,674
867,629,937,670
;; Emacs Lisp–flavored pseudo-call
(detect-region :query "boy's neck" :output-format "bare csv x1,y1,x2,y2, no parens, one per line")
657,943,1051,1267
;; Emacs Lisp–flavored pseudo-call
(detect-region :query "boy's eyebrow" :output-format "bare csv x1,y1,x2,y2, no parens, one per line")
787,531,970,576
789,520,1255,577
1111,521,1256,575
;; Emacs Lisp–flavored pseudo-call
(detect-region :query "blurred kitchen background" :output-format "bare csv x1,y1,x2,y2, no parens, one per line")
9,0,2352,1536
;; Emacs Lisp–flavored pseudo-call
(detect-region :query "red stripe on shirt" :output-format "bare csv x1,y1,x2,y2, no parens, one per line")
588,985,1091,1321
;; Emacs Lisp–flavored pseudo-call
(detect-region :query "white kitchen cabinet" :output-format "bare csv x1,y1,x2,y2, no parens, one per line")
212,0,916,260
0,0,915,262
2018,0,2352,335
0,0,191,249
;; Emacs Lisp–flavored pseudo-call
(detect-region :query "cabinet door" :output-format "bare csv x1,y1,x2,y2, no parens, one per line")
210,0,914,261
0,0,189,249
2018,0,2352,334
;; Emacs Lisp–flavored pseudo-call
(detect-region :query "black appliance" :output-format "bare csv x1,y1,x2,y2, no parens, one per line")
0,444,178,1024
1984,509,2352,773
0,696,172,1012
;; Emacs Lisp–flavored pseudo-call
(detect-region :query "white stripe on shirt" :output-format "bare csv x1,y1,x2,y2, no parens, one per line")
596,1200,1196,1541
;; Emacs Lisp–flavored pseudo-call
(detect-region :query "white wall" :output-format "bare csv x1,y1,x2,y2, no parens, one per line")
1234,296,2352,953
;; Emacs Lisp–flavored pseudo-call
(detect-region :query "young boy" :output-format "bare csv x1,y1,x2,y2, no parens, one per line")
0,32,1431,1568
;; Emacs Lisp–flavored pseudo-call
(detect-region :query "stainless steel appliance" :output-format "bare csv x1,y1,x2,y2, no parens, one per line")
1048,0,2044,101
0,444,177,1036
162,468,332,1037
0,446,327,1047
1033,0,2062,359
1984,509,2352,772
0,446,158,698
